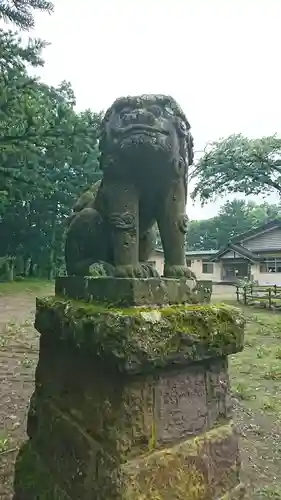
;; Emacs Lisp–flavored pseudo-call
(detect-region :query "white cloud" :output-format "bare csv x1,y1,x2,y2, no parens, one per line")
29,0,281,218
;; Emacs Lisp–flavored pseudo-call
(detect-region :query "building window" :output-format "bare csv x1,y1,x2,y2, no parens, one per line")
260,258,281,273
202,261,214,274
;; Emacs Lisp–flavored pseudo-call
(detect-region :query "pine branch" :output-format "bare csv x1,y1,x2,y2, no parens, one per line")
0,0,54,30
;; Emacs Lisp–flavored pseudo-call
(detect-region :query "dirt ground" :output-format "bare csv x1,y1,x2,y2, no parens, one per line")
1,281,281,499
0,281,53,500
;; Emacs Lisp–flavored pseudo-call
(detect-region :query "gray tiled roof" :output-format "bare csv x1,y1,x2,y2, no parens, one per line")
155,248,218,256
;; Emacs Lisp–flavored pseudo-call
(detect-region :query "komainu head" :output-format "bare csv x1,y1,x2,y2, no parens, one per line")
99,94,194,174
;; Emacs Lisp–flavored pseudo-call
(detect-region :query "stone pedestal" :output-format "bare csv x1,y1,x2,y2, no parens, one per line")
13,277,245,499
55,276,200,306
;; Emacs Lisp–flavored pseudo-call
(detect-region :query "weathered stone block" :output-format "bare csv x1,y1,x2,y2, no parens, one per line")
156,368,208,443
55,275,199,306
207,358,232,427
29,352,232,461
28,401,97,498
13,298,245,499
13,442,70,500
120,423,241,500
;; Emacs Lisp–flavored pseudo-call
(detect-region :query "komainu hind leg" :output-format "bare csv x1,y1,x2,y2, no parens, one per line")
65,207,109,276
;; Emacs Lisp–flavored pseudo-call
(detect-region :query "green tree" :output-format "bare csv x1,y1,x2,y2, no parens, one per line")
191,134,281,204
0,100,102,278
186,200,280,250
0,30,53,199
0,31,102,200
186,219,218,251
0,0,53,30
0,31,102,280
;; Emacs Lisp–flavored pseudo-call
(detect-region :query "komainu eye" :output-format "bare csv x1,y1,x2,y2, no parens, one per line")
179,121,187,132
119,108,131,118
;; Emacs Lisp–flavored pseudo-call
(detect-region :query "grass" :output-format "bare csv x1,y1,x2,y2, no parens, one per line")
230,309,281,496
0,433,10,453
0,278,53,296
21,355,35,368
212,290,281,497
230,309,281,415
255,487,281,499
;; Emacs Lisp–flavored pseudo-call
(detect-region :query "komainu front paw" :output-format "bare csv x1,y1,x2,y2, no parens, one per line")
139,263,160,278
113,264,160,278
164,265,197,285
89,262,116,276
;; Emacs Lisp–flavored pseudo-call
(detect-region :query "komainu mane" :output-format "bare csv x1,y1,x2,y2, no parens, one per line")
65,94,194,279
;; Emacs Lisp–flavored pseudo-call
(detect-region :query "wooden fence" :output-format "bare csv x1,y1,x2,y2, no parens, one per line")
236,284,281,309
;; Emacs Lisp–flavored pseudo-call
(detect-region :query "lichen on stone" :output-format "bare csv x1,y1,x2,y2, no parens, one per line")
35,297,245,373
120,422,240,500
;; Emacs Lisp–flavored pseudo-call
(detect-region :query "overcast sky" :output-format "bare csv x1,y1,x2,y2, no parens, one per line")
29,0,281,219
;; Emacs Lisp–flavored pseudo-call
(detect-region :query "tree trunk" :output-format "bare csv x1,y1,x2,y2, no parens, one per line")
24,256,31,277
6,258,15,281
48,222,56,280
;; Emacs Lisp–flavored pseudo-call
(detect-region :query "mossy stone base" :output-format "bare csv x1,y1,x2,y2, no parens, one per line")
13,298,245,499
34,297,245,373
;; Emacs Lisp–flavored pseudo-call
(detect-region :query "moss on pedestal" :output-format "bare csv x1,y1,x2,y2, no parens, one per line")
35,298,245,373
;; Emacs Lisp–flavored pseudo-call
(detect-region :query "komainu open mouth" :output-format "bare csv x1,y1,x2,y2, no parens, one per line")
119,124,169,136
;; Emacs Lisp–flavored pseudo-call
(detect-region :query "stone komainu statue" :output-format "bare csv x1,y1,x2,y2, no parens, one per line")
65,94,194,279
